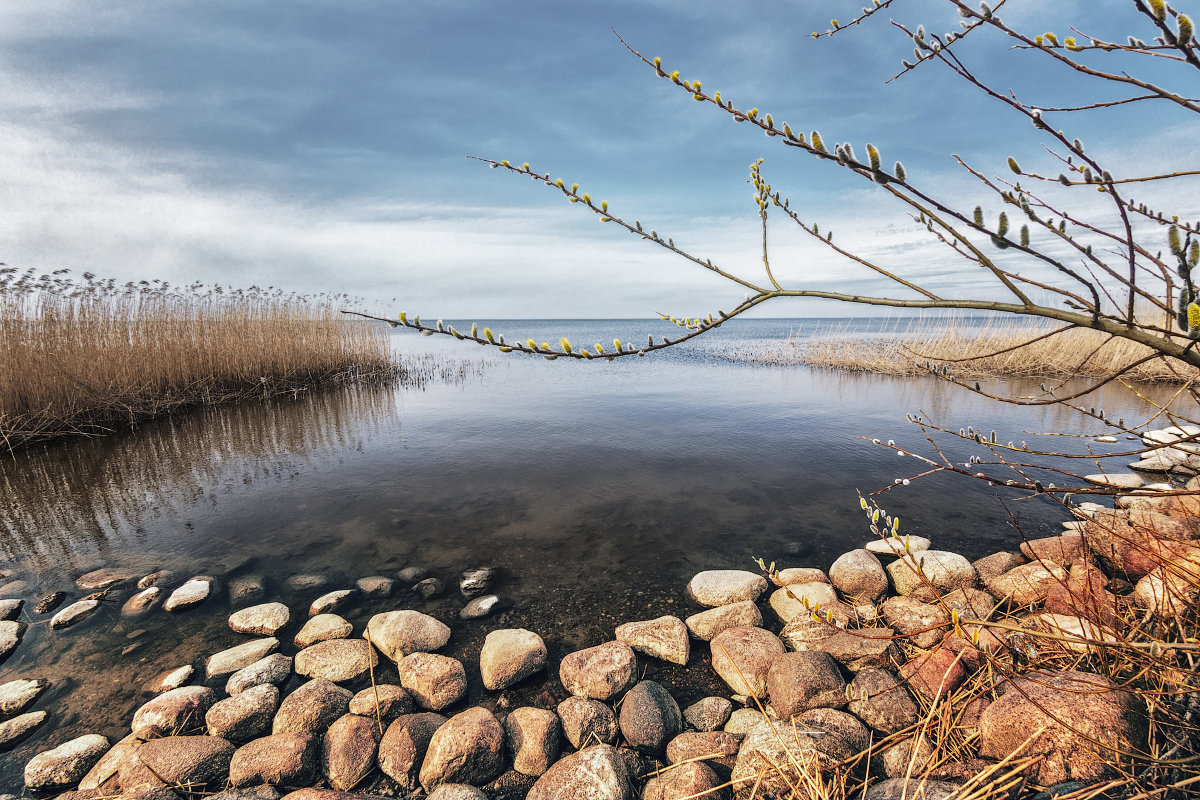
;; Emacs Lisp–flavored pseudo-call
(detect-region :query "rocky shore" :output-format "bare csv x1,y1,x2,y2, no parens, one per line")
1,449,1198,799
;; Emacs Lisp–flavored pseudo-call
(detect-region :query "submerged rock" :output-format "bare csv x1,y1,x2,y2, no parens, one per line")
24,734,110,790
50,600,100,630
229,603,291,636
164,577,213,612
0,678,49,716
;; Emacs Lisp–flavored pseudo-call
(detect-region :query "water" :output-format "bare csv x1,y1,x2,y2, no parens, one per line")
0,318,1174,787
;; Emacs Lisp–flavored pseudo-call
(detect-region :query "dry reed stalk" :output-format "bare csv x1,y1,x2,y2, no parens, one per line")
0,269,397,451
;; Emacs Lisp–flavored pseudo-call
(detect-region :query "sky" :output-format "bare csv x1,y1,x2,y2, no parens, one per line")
0,0,1195,318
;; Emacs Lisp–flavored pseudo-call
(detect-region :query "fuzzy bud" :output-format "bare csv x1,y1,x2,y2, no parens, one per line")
1180,15,1195,43
1020,225,1029,247
973,206,984,226
1150,0,1166,22
866,143,881,171
1169,225,1183,255
1007,157,1020,174
893,161,905,181
811,131,826,152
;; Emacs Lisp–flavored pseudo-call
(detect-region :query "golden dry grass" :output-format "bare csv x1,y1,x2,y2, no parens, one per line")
730,316,1200,383
0,268,396,450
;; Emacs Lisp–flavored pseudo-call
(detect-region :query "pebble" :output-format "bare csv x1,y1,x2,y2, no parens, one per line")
459,567,498,598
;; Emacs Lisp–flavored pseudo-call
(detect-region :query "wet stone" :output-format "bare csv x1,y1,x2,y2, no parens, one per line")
228,574,267,607
50,600,100,630
226,653,293,696
33,592,65,615
295,613,353,648
0,677,49,716
150,665,194,694
75,568,133,591
24,734,110,790
284,573,328,592
413,578,444,599
0,599,23,620
121,587,162,617
207,637,281,680
356,575,396,597
138,569,174,589
0,710,47,749
459,594,500,619
229,603,291,636
310,590,354,616
459,567,498,598
618,680,682,755
163,577,213,612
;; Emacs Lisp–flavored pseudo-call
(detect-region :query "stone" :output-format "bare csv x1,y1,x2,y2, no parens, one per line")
731,711,864,799
765,651,846,719
618,680,682,755
1134,569,1199,617
778,612,841,652
557,696,619,748
666,730,740,769
310,590,354,616
365,610,451,661
138,569,174,589
77,733,141,791
643,761,725,800
881,596,949,650
459,567,498,597
0,580,28,597
686,570,768,607
1021,533,1086,566
33,591,65,614
460,594,500,619
50,600,100,630
273,679,352,736
322,712,382,791
208,789,281,800
76,567,133,591
898,648,967,703
24,734,110,789
615,616,689,665
206,684,279,742
724,707,772,735
207,638,280,679
119,735,234,790
767,582,839,623
122,587,162,616
226,653,293,695
938,587,998,622
0,598,22,620
971,551,1025,585
504,706,560,776
428,785,488,800
0,678,48,716
479,628,547,691
525,744,634,800
398,566,429,582
846,668,920,735
0,711,46,748
1032,613,1121,654
829,549,889,602
228,732,317,788
776,567,829,584
683,696,732,732
164,577,213,612
132,686,217,737
229,603,291,636
979,670,1147,784
559,640,637,701
413,577,444,599
986,561,1069,605
295,639,380,684
864,535,931,557
285,573,328,592
228,574,267,607
684,601,762,641
356,576,395,597
400,652,467,711
419,706,505,791
940,626,1006,671
295,613,353,648
710,626,785,699
378,712,448,790
864,778,961,800
886,550,976,597
349,684,413,724
1044,565,1119,627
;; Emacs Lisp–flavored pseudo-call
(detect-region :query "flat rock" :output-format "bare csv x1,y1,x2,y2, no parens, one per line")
310,590,354,616
284,573,328,592
1020,532,1085,567
666,730,740,768
710,626,785,699
986,561,1069,605
50,600,100,630
686,570,767,607
164,576,214,612
229,603,291,636
137,569,173,589
0,678,49,716
811,627,902,672
207,684,279,742
228,732,317,788
525,744,633,800
295,639,380,684
207,638,280,680
25,734,110,790
399,652,467,711
1083,472,1144,489
459,595,500,619
355,576,395,597
227,653,294,695
0,599,23,621
428,785,488,800
479,628,546,691
295,613,353,648
559,641,637,701
615,615,689,665
864,535,931,557
75,568,133,591
0,710,47,749
121,587,162,616
365,610,451,662
150,665,194,694
898,648,967,703
881,596,949,650
322,712,382,791
557,696,619,749
776,567,829,584
228,574,267,607
768,582,840,623
618,680,682,755
829,549,888,602
378,713,448,790
684,601,762,641
505,706,560,777
682,696,732,732
419,706,505,791
272,679,352,736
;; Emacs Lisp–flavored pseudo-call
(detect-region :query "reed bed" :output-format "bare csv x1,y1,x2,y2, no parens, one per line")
0,268,399,451
726,316,1200,383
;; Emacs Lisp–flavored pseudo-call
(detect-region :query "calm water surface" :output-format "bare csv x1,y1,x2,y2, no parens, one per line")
0,318,1171,788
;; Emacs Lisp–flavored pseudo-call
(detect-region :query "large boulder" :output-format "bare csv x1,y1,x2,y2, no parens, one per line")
479,628,546,691
559,641,637,701
418,706,505,791
525,744,634,800
710,626,785,698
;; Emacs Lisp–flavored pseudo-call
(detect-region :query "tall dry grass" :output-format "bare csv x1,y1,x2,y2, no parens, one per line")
0,268,397,451
732,316,1200,383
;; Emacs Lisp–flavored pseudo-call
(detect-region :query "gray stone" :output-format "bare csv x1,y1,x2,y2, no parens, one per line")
49,600,100,630
0,678,48,716
615,615,689,665
505,706,560,777
684,601,762,641
229,603,291,636
710,626,785,699
617,680,682,755
206,684,279,742
864,535,931,558
459,567,497,598
846,668,920,735
768,582,840,623
398,566,429,582
683,696,732,732
0,599,23,621
428,785,487,800
284,573,328,592
310,589,354,616
207,638,281,680
459,594,500,619
226,653,293,695
228,574,267,607
0,710,46,748
686,570,768,607
356,576,396,597
75,568,133,591
666,730,740,769
273,679,352,736
164,577,213,612
557,696,619,749
228,732,317,788
132,686,217,738
295,639,380,684
322,712,382,791
1083,472,1145,489
399,652,467,711
863,778,962,800
525,744,633,800
24,734,110,790
559,641,637,701
366,610,451,661
886,550,976,597
378,712,448,790
295,613,353,648
413,577,444,599
138,569,174,589
479,628,546,691
881,596,949,650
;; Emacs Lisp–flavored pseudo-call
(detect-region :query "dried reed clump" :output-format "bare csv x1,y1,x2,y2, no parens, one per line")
731,317,1200,383
0,268,398,451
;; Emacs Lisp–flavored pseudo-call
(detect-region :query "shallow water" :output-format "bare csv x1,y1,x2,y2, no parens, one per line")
0,318,1178,788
